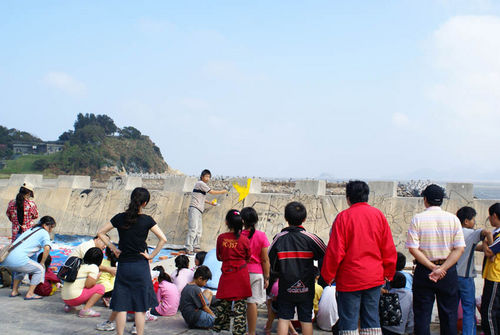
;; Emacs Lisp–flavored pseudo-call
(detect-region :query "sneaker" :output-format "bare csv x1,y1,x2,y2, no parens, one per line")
96,320,116,331
130,325,137,335
63,304,75,313
78,308,101,318
145,310,158,321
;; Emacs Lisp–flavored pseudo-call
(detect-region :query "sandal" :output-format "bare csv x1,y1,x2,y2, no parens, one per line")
24,295,43,300
264,327,272,335
9,293,20,298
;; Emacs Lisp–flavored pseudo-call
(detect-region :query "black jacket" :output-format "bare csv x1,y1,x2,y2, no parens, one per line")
268,225,326,303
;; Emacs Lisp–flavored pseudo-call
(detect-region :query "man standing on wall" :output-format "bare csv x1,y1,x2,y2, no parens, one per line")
185,169,228,255
406,184,465,335
321,180,397,335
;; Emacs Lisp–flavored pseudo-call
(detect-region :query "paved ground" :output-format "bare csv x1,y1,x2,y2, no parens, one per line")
0,287,334,335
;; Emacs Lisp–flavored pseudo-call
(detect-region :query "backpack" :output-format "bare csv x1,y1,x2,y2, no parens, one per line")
0,266,12,287
57,256,82,282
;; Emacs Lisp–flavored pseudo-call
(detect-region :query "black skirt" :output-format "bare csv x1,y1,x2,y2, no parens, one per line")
110,259,158,312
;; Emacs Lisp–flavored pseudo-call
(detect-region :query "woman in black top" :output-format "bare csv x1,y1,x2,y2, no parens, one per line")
98,187,167,335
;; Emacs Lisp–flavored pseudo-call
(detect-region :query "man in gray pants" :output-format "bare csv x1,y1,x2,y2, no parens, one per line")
185,169,227,254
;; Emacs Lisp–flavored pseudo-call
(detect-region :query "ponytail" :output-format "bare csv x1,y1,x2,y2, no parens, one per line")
241,207,258,239
226,209,243,239
15,186,33,230
124,187,150,229
153,265,173,283
174,255,189,277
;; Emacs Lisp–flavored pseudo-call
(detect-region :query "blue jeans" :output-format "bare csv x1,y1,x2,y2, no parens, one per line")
458,277,476,335
337,285,382,331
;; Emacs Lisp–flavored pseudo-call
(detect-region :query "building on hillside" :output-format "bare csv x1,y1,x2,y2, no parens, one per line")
12,142,64,155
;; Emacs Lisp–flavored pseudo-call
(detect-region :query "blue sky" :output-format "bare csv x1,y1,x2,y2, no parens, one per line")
2,1,500,180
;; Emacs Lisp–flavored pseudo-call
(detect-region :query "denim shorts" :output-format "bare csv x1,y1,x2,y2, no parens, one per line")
195,310,215,328
277,298,313,323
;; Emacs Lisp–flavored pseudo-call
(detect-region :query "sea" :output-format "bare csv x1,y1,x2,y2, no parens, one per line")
473,182,500,200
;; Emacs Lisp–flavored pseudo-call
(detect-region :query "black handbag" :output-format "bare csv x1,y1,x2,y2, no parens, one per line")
57,256,82,282
379,282,402,327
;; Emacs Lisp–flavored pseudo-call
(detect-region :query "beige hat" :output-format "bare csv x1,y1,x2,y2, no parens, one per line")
22,182,34,193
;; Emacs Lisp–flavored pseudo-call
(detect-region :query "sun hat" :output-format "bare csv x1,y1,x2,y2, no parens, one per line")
21,182,35,193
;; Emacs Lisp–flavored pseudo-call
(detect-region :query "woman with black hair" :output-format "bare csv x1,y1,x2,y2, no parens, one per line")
212,209,252,335
2,215,55,300
240,207,271,335
61,247,105,317
6,182,38,241
97,187,167,335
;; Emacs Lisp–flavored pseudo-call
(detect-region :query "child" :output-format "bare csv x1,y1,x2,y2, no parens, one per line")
265,279,298,335
456,206,493,335
481,203,500,335
313,266,323,318
61,247,105,317
381,272,414,335
194,251,207,268
179,265,215,328
241,207,271,335
97,246,117,307
212,210,252,335
150,266,180,316
34,253,60,296
268,201,326,335
396,252,413,291
171,255,194,293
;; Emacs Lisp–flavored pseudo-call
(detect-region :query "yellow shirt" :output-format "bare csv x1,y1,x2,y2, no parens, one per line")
314,283,323,314
61,264,99,300
483,228,500,282
97,259,115,292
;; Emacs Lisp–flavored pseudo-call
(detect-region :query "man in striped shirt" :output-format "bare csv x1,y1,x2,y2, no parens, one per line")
406,184,465,335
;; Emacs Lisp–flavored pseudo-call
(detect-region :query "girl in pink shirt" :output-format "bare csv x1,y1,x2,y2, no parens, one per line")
241,207,271,335
170,255,194,293
151,266,180,316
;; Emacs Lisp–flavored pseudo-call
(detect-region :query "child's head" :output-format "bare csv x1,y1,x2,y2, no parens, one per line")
313,266,320,281
226,209,243,238
83,247,104,267
193,265,212,287
175,255,189,275
396,252,406,271
195,251,207,267
153,265,172,283
284,202,307,226
390,271,406,289
346,180,370,205
200,169,211,182
37,252,52,269
105,246,118,267
241,207,258,239
457,206,477,228
489,203,500,227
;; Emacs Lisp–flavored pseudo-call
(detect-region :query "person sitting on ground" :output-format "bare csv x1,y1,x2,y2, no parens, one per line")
194,251,207,268
381,272,414,335
34,253,60,296
316,283,339,332
171,254,194,293
179,265,215,329
2,215,55,300
396,252,413,291
61,247,105,317
150,265,180,317
313,266,323,319
97,246,118,307
70,234,117,278
265,279,299,335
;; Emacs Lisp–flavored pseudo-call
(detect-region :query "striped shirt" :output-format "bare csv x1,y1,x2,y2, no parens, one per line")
406,206,465,261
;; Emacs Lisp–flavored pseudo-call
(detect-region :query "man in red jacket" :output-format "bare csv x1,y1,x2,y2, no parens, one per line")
321,180,397,335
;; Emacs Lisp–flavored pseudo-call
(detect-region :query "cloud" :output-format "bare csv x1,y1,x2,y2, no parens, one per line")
43,72,86,96
391,112,410,127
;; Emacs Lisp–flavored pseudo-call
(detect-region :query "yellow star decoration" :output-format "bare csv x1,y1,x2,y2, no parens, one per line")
232,178,252,202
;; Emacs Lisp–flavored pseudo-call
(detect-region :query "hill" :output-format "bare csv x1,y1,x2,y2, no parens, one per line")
0,113,169,178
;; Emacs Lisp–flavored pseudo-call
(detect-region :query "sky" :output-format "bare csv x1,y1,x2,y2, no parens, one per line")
1,1,500,181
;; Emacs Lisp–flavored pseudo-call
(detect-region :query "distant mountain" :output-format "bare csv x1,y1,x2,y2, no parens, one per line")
0,113,169,177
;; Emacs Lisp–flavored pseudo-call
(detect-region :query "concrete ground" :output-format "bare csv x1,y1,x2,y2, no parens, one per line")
0,287,334,335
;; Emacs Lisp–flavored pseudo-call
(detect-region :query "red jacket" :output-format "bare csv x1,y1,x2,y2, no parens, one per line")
321,202,396,292
35,269,60,296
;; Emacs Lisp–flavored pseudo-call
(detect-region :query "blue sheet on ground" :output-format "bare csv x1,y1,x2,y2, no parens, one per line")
204,248,222,289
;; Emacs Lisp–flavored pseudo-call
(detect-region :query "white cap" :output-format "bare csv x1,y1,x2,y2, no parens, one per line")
22,182,34,193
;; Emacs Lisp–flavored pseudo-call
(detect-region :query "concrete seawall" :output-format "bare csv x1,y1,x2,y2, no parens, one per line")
1,175,498,253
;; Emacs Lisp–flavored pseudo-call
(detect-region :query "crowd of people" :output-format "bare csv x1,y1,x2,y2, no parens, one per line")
1,175,500,335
